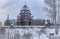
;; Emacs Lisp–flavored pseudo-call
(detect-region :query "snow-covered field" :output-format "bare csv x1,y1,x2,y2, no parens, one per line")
0,26,60,39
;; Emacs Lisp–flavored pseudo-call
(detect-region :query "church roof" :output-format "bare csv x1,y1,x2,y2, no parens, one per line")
22,4,29,10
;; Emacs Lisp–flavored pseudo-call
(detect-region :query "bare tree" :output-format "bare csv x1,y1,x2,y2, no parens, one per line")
44,0,60,35
44,0,58,24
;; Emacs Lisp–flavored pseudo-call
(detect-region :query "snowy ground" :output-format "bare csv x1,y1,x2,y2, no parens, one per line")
0,26,60,39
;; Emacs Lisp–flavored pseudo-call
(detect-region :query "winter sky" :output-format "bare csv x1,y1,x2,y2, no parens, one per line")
0,0,49,22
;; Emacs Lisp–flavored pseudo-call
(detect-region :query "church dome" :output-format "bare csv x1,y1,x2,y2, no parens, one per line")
22,4,29,10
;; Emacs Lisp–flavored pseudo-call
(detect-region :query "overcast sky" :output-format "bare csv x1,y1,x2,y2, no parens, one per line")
0,0,49,22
